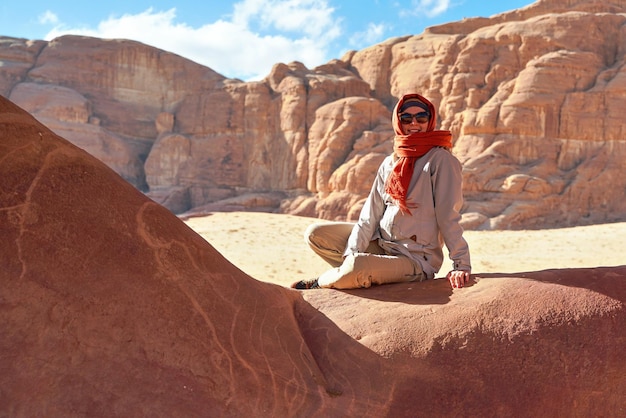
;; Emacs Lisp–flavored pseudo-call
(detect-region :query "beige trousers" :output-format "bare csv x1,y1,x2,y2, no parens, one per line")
305,222,424,289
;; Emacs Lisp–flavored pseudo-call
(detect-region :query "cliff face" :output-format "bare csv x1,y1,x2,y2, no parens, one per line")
2,0,626,229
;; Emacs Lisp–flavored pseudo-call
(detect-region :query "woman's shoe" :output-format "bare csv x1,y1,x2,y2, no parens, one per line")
290,278,321,289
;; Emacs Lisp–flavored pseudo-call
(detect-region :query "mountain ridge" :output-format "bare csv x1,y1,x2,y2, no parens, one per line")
2,0,625,229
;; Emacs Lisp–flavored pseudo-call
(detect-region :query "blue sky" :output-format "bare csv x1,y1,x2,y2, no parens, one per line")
1,0,534,80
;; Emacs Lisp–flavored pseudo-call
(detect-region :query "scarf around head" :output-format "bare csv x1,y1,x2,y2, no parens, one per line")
385,94,453,214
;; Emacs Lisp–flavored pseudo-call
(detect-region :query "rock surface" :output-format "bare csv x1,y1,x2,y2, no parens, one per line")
2,92,626,416
2,0,626,229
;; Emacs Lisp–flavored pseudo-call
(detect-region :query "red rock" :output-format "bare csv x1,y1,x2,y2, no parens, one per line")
2,95,626,417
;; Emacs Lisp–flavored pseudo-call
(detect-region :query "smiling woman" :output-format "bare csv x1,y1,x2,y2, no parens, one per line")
1,0,534,80
288,93,471,291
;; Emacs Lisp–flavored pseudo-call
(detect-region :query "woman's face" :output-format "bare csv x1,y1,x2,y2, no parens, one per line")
399,105,430,135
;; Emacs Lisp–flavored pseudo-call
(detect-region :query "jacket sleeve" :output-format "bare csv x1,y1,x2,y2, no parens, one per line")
343,160,388,257
431,152,472,271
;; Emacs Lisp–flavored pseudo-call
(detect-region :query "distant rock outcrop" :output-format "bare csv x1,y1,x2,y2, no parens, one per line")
2,94,626,417
2,0,626,229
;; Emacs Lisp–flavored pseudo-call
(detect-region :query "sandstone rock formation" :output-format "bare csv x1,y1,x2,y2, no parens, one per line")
2,0,626,229
2,95,626,416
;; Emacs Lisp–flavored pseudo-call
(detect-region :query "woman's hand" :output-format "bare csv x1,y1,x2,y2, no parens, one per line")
446,270,470,288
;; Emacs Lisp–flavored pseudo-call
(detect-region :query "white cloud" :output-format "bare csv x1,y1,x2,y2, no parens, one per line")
43,1,343,81
234,0,338,38
38,10,59,25
349,22,387,49
402,0,451,18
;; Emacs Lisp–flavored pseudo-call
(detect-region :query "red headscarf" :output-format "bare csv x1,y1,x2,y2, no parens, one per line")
385,93,452,214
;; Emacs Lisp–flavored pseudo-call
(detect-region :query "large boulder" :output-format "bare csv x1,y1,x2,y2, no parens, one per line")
2,91,626,416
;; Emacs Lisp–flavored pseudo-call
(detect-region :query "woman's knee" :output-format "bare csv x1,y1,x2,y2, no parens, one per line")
304,223,334,245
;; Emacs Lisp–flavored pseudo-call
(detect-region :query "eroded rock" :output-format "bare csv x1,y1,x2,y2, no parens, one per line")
3,1,626,228
2,93,626,417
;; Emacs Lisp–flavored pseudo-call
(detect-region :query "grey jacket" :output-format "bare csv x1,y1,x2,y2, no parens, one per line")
344,147,471,279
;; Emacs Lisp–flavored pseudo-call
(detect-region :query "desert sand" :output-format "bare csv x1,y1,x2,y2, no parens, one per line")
183,212,626,288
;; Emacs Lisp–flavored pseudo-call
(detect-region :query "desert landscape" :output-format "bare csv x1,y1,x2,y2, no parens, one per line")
183,211,626,287
3,0,626,415
2,0,626,230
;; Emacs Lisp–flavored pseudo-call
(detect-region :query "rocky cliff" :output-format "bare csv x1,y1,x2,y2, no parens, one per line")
2,0,626,229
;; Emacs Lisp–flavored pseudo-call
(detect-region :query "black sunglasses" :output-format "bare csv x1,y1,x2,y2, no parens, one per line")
399,111,430,124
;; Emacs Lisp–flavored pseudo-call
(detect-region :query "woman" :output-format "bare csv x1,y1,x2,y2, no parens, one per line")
292,93,471,290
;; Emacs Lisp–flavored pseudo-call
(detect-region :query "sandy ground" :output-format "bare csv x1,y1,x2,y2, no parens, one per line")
183,212,626,288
